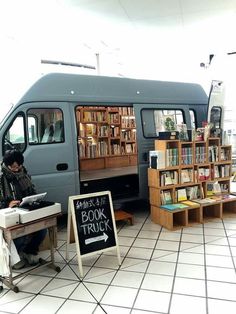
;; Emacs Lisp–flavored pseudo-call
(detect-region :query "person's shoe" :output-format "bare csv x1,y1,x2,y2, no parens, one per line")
23,253,40,266
12,259,26,270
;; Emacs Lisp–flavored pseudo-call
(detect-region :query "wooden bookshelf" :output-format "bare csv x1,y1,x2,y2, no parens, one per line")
77,106,137,170
148,138,234,230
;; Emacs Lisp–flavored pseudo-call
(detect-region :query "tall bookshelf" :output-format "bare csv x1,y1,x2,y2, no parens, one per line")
77,106,137,170
148,138,235,230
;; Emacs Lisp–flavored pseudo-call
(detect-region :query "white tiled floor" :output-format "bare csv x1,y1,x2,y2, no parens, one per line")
1,209,236,314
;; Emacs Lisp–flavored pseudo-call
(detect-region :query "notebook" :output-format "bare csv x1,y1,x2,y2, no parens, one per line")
20,192,47,207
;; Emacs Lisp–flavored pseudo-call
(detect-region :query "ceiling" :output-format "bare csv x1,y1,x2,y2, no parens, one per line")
0,0,236,111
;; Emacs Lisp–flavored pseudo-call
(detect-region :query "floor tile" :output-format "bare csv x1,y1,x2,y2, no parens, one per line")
132,238,156,249
70,282,108,302
178,252,205,265
111,270,144,288
120,257,149,272
93,255,122,270
126,247,153,260
141,273,174,292
159,231,181,241
206,266,236,283
208,298,236,314
181,233,204,244
0,291,34,313
205,244,231,256
101,286,138,308
20,295,65,314
182,226,203,234
118,236,135,246
207,281,236,301
204,228,226,236
152,250,178,262
134,289,171,313
41,278,78,298
155,240,180,251
173,277,206,297
205,254,234,268
141,223,162,232
176,263,205,279
169,294,206,314
147,260,176,276
118,229,140,237
101,304,131,313
180,243,204,254
137,230,160,239
15,274,52,294
57,299,96,314
84,267,116,285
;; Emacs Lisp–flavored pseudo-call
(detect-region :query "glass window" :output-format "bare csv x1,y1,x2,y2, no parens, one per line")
27,108,64,144
3,114,26,153
210,106,222,129
189,110,196,129
142,109,184,137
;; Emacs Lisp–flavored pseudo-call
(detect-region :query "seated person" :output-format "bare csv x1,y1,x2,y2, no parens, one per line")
0,150,47,269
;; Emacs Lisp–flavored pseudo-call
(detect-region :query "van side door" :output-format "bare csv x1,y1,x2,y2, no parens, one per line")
134,104,188,200
207,80,225,132
1,102,79,211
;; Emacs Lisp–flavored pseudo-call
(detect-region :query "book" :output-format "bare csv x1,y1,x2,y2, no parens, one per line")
181,169,191,183
177,188,187,201
193,198,216,204
181,200,199,206
163,190,172,204
160,203,188,211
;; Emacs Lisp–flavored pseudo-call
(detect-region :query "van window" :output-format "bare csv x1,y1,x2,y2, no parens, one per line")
189,110,196,128
142,109,184,137
209,106,222,129
3,114,26,153
27,108,64,144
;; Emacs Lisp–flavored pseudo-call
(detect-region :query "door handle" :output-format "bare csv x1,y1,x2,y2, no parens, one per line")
56,163,68,171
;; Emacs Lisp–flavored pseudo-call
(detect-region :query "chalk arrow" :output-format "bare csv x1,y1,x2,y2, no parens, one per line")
85,232,108,245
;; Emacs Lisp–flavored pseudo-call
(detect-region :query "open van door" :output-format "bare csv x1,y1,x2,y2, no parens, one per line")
134,104,188,200
207,80,225,131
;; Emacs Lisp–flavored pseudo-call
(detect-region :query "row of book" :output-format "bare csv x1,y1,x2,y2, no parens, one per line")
108,113,120,124
121,117,136,128
160,194,236,211
195,146,207,163
121,129,136,141
155,166,231,187
180,147,193,165
160,186,201,205
214,164,231,178
82,111,107,122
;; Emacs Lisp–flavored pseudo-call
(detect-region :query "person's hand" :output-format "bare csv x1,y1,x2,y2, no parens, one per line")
9,200,20,208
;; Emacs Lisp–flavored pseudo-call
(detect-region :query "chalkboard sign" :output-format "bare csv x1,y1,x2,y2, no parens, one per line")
66,191,121,277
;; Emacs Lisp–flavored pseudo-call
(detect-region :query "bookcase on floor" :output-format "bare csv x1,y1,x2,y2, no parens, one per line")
148,138,235,230
77,106,137,170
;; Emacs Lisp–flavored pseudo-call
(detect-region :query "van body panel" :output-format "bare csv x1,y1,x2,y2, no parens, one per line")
0,73,209,212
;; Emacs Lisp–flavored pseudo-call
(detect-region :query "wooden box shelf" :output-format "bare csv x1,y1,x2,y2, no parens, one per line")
222,199,236,217
151,204,201,231
148,137,234,230
187,207,202,225
77,106,137,171
201,203,222,221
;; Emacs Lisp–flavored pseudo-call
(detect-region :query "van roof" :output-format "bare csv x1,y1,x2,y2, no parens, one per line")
18,73,208,105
